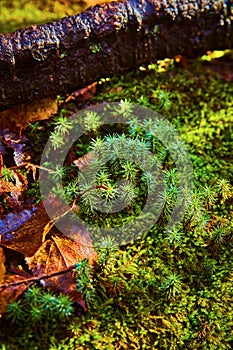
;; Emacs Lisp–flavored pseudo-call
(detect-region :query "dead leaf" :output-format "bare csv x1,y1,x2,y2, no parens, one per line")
1,131,31,166
26,232,97,277
0,97,57,131
26,232,97,308
12,170,28,194
0,178,22,210
0,246,32,315
0,247,6,284
0,178,21,198
0,207,37,234
73,151,94,172
0,193,97,312
41,200,80,242
52,232,97,266
0,271,32,314
65,83,97,104
0,168,28,210
0,155,3,177
1,207,48,257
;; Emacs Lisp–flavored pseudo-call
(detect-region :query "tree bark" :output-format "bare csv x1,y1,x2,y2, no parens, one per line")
0,0,232,111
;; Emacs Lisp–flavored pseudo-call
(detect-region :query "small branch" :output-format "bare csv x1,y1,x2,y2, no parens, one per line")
75,184,109,202
0,264,77,289
9,162,55,174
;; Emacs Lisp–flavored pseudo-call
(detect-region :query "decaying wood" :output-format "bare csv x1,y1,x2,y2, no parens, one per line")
0,0,232,111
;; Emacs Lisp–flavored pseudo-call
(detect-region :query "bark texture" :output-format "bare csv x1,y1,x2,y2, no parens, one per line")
0,0,232,111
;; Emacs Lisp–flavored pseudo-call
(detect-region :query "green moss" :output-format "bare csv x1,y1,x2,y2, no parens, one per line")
0,0,232,345
0,0,84,33
1,51,232,349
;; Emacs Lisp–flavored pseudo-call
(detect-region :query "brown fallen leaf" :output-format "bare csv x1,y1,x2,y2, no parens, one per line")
1,207,49,257
0,273,32,314
0,245,31,315
0,191,99,312
1,131,31,166
0,166,28,211
1,193,99,257
0,177,22,204
52,231,97,266
0,247,6,284
0,154,3,177
25,231,97,308
73,151,95,172
0,97,58,131
64,82,97,104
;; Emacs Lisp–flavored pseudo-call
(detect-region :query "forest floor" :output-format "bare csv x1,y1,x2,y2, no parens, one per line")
0,1,233,349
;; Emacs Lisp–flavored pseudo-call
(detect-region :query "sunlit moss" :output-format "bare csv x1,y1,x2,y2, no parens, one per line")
0,1,232,348
0,0,83,33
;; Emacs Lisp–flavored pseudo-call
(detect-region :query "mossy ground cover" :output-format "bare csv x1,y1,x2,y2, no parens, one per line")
0,2,233,350
0,51,232,350
0,0,110,33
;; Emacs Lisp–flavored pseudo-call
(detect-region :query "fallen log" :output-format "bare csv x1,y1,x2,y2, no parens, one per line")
0,0,232,111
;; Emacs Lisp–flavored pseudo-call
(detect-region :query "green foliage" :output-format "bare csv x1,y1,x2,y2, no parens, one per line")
7,286,74,324
0,166,14,182
160,273,182,299
0,0,84,33
53,113,73,135
2,0,232,348
0,286,74,349
90,44,102,54
75,259,96,307
1,49,233,349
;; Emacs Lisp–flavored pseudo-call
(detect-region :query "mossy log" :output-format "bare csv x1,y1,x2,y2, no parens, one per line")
0,0,232,111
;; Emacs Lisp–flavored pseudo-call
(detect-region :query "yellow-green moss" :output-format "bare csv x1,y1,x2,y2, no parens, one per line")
0,0,83,33
0,1,232,349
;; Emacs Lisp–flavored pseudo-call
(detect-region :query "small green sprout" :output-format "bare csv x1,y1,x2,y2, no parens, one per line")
90,44,101,54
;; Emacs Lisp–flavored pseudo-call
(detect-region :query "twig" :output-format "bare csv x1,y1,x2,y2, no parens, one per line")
10,162,57,173
0,264,77,289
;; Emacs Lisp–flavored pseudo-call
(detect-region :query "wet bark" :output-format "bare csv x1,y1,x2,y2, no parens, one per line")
0,0,232,111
